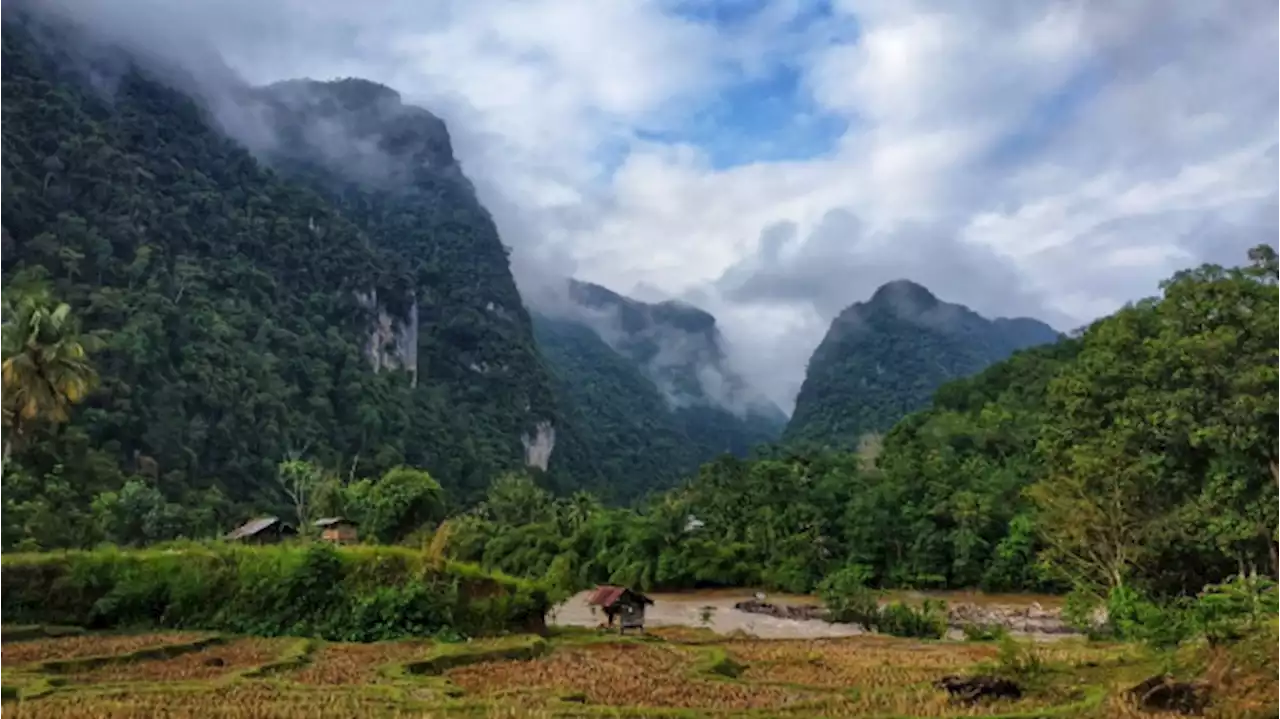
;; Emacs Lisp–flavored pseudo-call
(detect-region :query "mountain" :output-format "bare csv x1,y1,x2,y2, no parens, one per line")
784,279,1063,447
531,280,787,497
0,7,598,544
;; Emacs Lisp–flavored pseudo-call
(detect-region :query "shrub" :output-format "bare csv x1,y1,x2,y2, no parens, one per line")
818,566,947,639
817,565,878,626
962,622,1009,642
1105,585,1197,649
874,599,948,639
1,543,549,640
1193,573,1279,646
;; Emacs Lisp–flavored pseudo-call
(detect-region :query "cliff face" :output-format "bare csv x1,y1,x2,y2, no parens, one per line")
0,11,599,513
245,77,601,495
785,280,1063,448
532,280,786,498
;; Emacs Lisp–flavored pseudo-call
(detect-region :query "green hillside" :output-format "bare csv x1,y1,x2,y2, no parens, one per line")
0,11,595,549
530,280,786,499
784,279,1062,448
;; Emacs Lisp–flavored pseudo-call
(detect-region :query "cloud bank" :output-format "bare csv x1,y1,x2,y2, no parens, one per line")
23,0,1278,412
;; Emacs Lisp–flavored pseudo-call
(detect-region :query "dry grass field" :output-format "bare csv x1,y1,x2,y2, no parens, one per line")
1,624,1271,718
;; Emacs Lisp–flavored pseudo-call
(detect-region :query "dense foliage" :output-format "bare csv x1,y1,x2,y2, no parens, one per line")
450,249,1278,603
784,279,1062,448
534,294,786,501
450,452,867,594
0,13,598,550
533,314,704,501
0,543,547,640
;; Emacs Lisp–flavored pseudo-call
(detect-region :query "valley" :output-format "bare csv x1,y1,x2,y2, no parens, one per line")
1,2,1277,718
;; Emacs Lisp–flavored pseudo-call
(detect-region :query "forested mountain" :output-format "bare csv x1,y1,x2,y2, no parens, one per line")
530,280,786,498
0,10,598,549
784,279,1062,447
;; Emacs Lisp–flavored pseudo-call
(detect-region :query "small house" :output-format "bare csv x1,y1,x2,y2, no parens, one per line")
314,517,358,544
586,585,654,634
224,516,296,544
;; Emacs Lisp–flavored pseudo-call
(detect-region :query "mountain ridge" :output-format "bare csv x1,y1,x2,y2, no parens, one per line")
784,279,1063,447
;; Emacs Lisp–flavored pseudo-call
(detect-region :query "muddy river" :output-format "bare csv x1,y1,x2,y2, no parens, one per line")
550,588,1065,640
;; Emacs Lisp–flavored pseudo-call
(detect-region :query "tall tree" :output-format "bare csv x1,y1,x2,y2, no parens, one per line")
2,279,99,458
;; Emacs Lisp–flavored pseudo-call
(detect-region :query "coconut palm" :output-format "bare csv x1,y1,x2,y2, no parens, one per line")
2,283,99,455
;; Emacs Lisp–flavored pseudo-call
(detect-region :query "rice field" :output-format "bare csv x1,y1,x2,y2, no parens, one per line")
0,624,1264,718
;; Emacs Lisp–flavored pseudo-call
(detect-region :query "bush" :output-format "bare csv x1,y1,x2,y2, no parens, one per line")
817,565,878,626
962,622,1009,642
874,599,948,639
818,566,947,639
1105,585,1197,649
1,543,549,640
1193,573,1279,646
988,635,1047,682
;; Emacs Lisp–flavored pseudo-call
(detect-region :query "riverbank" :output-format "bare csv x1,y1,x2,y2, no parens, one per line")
550,588,1076,640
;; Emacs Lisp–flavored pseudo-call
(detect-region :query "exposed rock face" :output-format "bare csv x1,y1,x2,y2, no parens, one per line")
521,420,556,471
355,289,419,385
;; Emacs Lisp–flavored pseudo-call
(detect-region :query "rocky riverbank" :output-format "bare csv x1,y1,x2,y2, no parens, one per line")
732,598,1077,635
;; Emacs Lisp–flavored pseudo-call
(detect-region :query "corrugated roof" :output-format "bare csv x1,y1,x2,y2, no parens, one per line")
225,516,280,540
314,517,356,527
585,585,653,607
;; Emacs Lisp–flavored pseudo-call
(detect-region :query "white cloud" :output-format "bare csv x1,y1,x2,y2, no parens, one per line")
37,0,1278,411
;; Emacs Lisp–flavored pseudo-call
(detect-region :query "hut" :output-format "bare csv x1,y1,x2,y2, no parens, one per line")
314,517,359,544
586,585,654,634
224,516,296,544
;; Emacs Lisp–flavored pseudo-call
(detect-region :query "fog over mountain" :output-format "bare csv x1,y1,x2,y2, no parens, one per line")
15,0,1280,413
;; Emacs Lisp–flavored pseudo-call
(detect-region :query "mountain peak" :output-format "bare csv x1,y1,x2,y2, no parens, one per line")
868,279,939,309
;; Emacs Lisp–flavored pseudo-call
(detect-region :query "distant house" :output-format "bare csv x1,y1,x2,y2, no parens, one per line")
586,585,654,634
314,517,358,544
224,516,296,544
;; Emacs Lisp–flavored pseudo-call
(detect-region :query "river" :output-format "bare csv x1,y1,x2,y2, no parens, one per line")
549,587,1065,640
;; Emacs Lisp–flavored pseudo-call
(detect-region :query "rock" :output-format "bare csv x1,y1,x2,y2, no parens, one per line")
733,599,828,622
202,656,226,667
946,602,1076,635
1127,675,1211,715
934,674,1022,703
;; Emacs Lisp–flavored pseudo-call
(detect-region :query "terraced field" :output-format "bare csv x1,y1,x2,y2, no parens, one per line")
0,624,1244,718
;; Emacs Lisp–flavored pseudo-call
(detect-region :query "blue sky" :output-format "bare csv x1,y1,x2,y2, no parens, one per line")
72,0,1280,409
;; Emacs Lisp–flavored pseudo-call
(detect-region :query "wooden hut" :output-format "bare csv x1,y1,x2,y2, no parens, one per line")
586,585,654,634
224,516,296,544
314,517,359,544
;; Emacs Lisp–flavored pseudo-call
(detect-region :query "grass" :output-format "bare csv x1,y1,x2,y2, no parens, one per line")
1,623,1271,718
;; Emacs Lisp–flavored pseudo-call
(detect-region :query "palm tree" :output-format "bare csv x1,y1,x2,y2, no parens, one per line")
2,282,100,458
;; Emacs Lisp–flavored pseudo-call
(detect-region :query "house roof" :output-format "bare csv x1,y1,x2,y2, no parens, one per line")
586,585,653,608
314,517,357,527
225,516,283,540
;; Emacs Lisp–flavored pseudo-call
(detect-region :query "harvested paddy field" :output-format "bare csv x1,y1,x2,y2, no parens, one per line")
0,625,1265,718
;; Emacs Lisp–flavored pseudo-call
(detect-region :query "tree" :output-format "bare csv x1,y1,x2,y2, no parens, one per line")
277,459,326,531
1030,246,1279,593
345,466,444,544
2,279,99,459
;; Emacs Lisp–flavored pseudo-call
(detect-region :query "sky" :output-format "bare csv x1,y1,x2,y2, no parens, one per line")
46,0,1280,412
